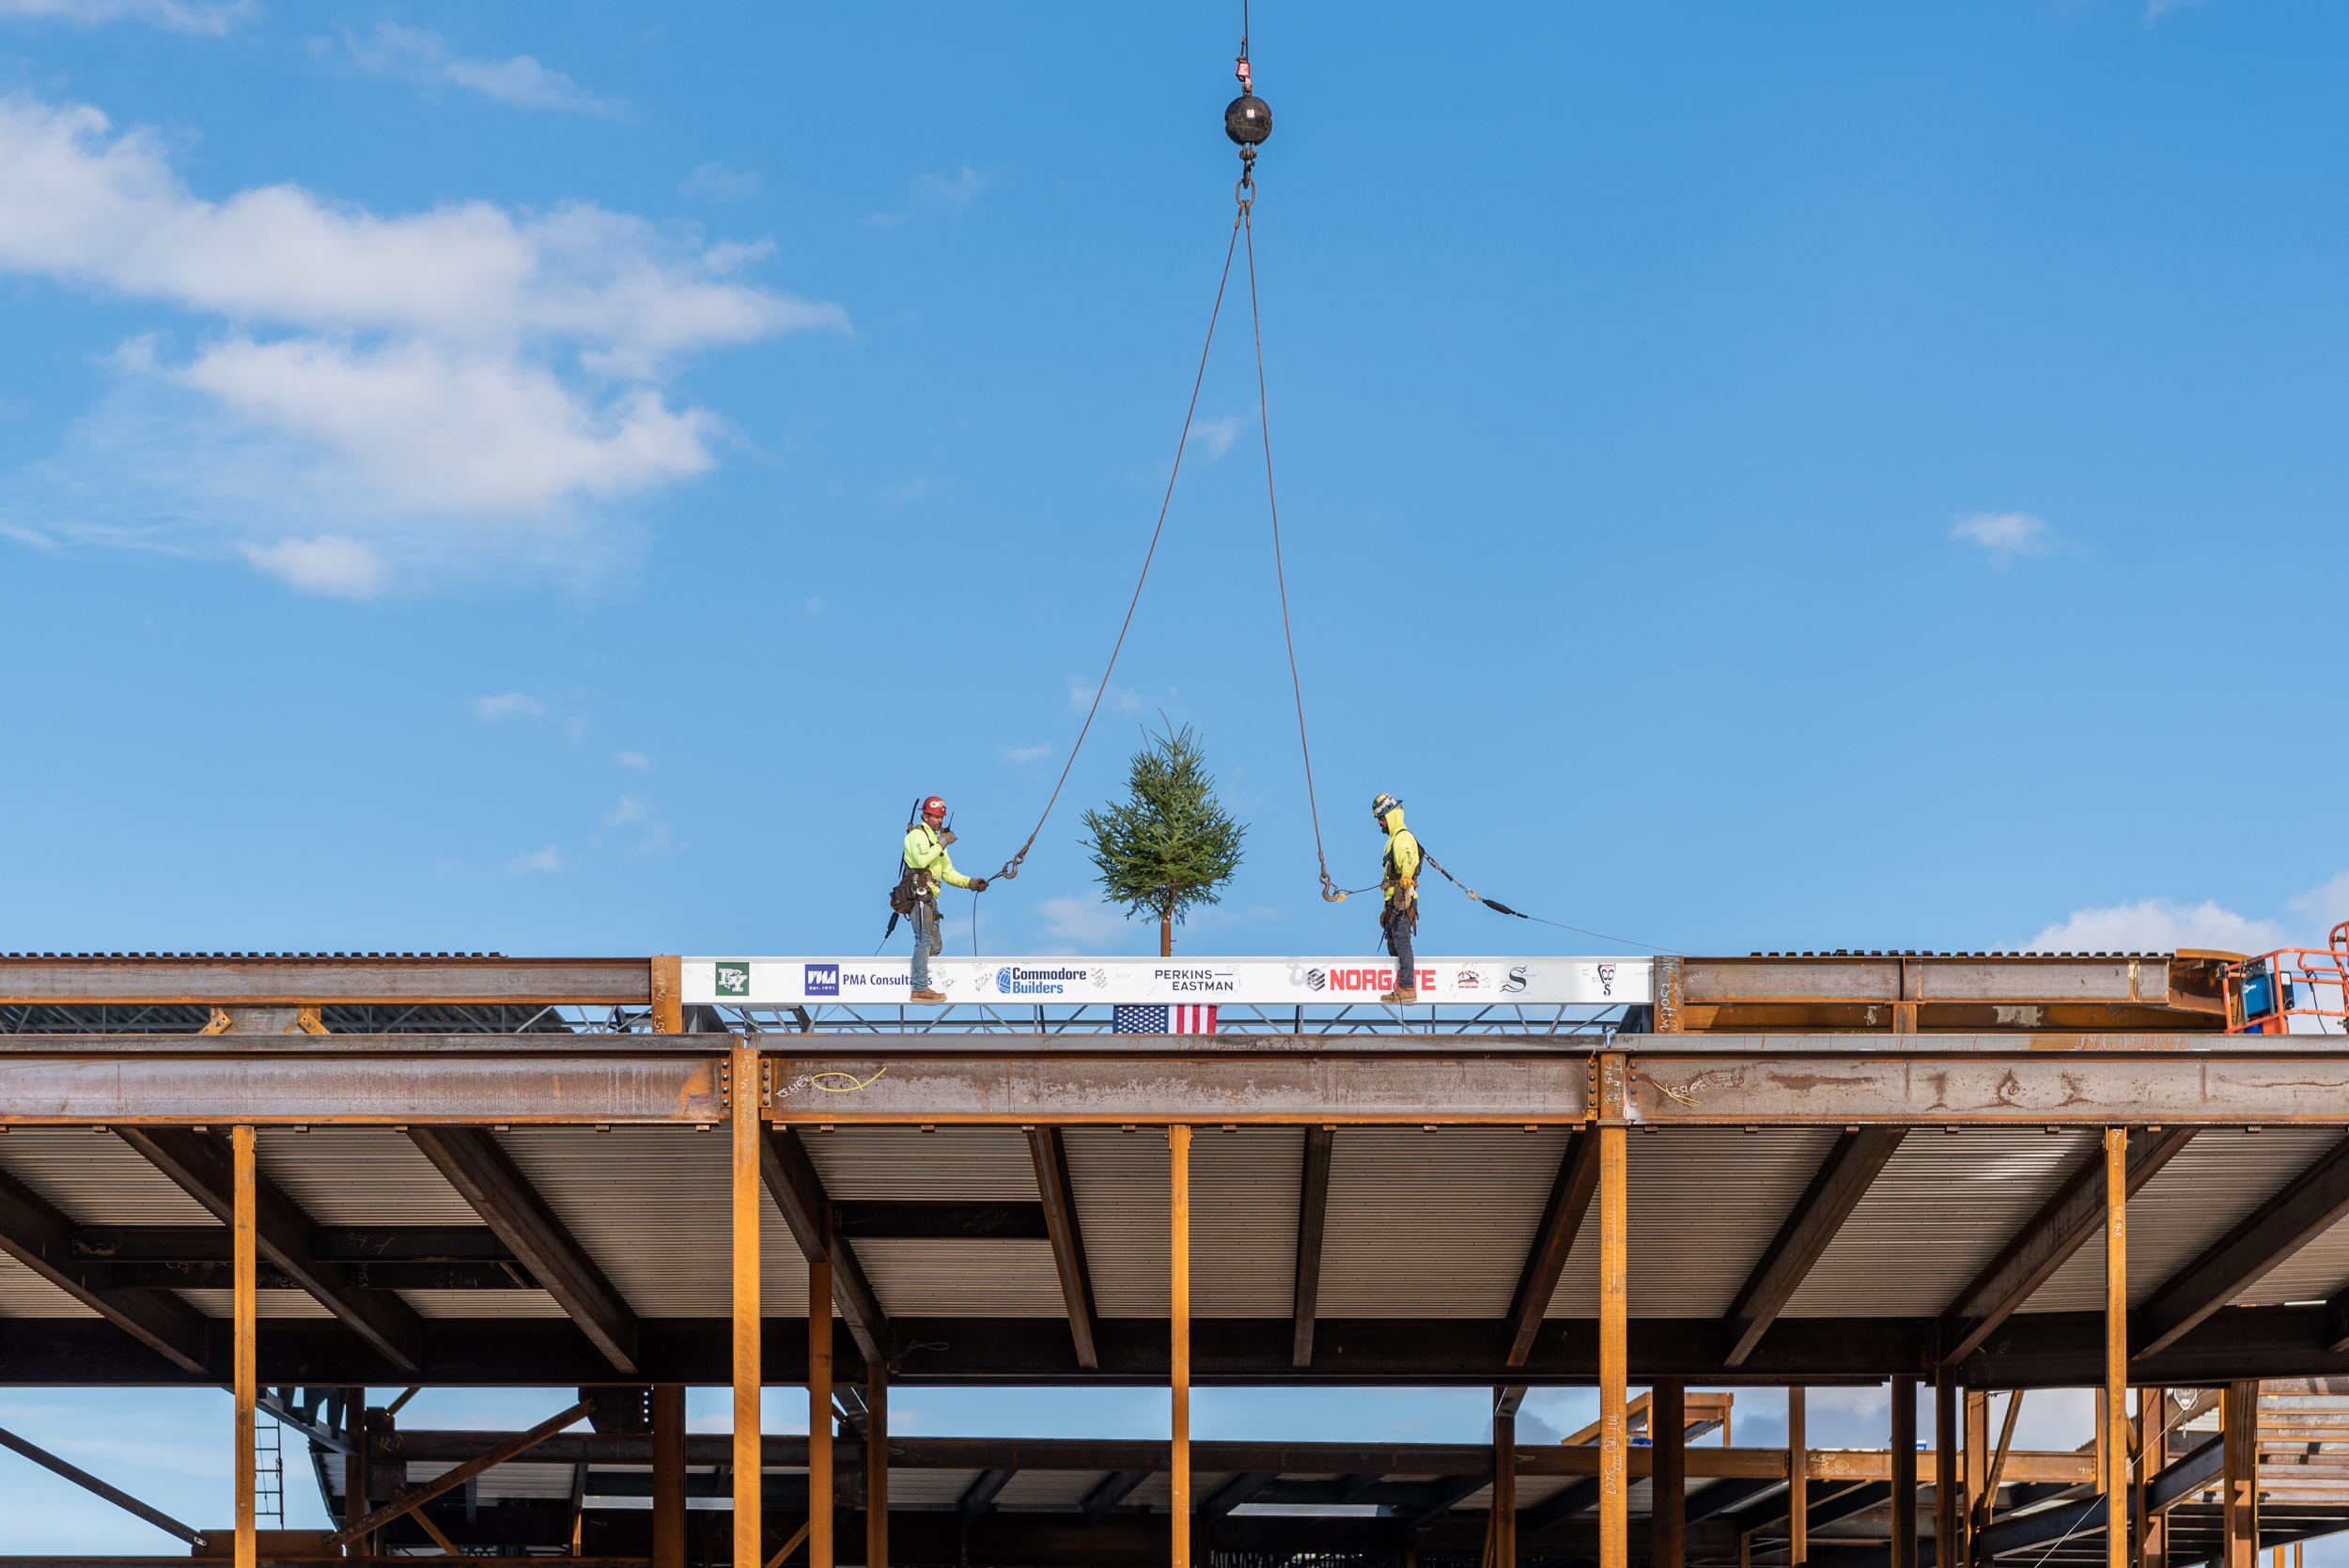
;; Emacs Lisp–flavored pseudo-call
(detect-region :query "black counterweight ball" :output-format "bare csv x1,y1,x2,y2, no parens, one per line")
1225,94,1272,147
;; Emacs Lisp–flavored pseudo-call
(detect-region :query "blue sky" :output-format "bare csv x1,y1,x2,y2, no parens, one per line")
2,0,2346,1547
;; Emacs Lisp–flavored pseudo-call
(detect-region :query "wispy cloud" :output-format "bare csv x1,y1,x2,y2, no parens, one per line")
614,751,652,770
2288,871,2349,938
0,92,847,595
341,24,617,115
1067,676,1143,714
0,0,252,34
603,793,649,827
1193,413,1245,460
1041,896,1133,947
681,162,760,200
869,164,988,226
506,844,563,874
1001,743,1052,764
472,691,545,721
238,534,387,598
1952,510,2053,566
2022,897,2286,955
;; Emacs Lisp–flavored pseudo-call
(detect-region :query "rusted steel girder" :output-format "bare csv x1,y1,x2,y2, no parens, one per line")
0,955,651,1006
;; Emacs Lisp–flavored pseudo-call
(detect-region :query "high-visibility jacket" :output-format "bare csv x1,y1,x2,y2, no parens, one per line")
904,823,975,898
1380,807,1421,905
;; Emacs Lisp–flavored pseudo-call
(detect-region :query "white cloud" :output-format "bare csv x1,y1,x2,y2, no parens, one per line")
344,24,615,115
1001,743,1051,764
0,0,252,33
1952,510,2053,565
1067,675,1143,714
237,534,386,598
1041,897,1133,946
604,793,649,827
1194,413,1245,460
681,163,760,200
0,92,847,592
471,691,545,721
614,751,651,770
506,844,563,874
2288,871,2349,940
2023,898,2287,955
869,165,987,226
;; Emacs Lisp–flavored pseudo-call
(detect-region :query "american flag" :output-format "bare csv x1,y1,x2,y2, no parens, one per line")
1113,1004,1218,1034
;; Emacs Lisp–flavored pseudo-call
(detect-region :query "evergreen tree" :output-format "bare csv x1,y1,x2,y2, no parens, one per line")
1081,722,1248,957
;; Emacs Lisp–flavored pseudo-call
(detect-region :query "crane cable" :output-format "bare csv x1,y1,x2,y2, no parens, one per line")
991,209,1247,886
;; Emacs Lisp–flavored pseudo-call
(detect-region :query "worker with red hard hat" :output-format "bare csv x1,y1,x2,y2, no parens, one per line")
897,796,985,1004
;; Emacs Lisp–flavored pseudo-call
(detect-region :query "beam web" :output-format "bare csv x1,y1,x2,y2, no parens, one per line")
1172,1123,1192,1568
233,1125,257,1568
1598,1124,1627,1568
735,1040,763,1568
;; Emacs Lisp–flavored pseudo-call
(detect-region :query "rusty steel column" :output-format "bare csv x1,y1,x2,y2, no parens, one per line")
733,1040,763,1568
867,1358,890,1568
1891,1376,1917,1568
341,1387,370,1560
1493,1396,1518,1568
809,1252,833,1568
2223,1381,2258,1568
1966,1390,1988,1565
233,1125,257,1568
2139,1390,2164,1568
1171,1124,1192,1568
1598,1113,1628,1568
651,955,685,1033
1789,1387,1808,1567
652,1384,686,1568
1937,1368,1959,1568
2106,1130,2130,1568
1653,1380,1686,1568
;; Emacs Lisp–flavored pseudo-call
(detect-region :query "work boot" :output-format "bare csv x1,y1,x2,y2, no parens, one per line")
1379,986,1418,1005
909,987,948,1004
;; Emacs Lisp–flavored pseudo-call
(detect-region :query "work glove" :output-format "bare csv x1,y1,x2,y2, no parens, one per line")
969,877,989,893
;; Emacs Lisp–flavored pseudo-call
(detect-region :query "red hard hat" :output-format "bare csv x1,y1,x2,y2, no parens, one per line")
922,797,947,818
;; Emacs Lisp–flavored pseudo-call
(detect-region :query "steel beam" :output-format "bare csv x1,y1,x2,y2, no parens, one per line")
406,1126,639,1374
960,1468,1017,1525
1941,1128,2195,1364
2135,1136,2349,1359
1027,1127,1099,1370
0,1162,210,1372
0,955,650,1006
1723,1128,1906,1366
1505,1128,1601,1368
1081,1470,1150,1528
1291,1126,1332,1368
762,1124,892,1368
114,1127,425,1372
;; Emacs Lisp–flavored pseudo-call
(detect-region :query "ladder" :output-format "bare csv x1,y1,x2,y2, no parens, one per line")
254,1412,284,1528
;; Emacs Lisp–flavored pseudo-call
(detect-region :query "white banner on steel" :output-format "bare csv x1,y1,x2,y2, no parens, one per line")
680,955,1650,1007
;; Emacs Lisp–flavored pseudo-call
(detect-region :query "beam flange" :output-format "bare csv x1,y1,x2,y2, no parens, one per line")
1081,1469,1150,1528
1723,1128,1906,1366
959,1467,1017,1525
0,1163,210,1373
406,1126,640,1374
114,1127,424,1372
1028,1126,1099,1370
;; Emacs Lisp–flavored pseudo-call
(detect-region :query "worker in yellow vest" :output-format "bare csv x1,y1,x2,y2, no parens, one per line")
900,796,985,1003
1374,793,1421,1004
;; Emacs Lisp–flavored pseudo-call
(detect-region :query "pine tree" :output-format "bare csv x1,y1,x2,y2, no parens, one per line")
1080,722,1248,957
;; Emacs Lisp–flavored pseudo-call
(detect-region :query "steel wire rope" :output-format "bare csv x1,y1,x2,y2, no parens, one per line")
991,208,1248,886
1241,192,1343,905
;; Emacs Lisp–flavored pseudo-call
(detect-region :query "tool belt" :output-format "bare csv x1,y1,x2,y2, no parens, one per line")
1381,879,1420,934
889,866,935,916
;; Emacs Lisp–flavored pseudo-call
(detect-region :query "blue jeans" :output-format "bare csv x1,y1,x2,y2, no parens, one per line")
910,900,941,990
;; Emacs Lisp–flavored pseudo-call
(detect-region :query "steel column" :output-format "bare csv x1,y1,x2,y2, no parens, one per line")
1172,1124,1191,1568
1493,1397,1517,1568
1890,1376,1916,1568
868,1358,890,1568
1937,1369,1959,1568
1653,1380,1686,1568
652,1383,685,1568
1598,1122,1627,1568
2106,1130,2129,1568
734,1041,762,1568
810,1253,833,1568
1789,1387,1807,1567
2223,1381,2257,1568
232,1125,257,1568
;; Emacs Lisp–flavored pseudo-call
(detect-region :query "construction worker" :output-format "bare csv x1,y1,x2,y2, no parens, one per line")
903,796,985,1004
1373,793,1421,1004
